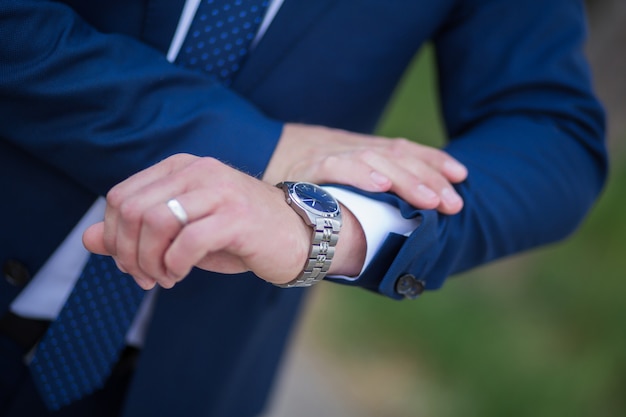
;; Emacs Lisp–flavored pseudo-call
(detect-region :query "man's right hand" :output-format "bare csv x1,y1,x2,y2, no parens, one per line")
263,123,467,214
82,154,367,289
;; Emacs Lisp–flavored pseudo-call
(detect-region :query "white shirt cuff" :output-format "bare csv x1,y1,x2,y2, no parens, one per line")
322,187,420,281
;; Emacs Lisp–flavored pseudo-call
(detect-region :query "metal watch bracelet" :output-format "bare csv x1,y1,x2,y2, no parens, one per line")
276,216,341,288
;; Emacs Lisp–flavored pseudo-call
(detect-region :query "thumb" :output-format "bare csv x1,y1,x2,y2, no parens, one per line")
82,222,110,255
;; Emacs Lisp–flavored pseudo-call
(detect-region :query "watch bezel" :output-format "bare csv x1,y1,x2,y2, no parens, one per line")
287,182,341,218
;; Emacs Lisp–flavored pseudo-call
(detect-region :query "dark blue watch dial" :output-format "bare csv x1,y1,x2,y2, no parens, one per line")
293,183,338,214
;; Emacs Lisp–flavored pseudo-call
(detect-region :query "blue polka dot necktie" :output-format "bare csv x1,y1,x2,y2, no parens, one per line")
29,0,269,411
176,0,270,85
30,255,145,410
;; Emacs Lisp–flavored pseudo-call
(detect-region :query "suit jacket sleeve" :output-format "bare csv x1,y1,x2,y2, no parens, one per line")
1,0,607,300
337,0,607,299
0,0,283,196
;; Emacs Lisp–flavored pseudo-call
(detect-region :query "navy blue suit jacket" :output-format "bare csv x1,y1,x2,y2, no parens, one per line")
0,0,607,415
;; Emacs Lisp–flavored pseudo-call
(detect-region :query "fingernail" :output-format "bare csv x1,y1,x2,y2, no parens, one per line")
441,188,462,206
444,161,468,178
417,184,438,200
370,171,389,186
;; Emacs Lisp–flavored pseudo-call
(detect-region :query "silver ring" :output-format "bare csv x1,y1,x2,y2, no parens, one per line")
166,198,188,225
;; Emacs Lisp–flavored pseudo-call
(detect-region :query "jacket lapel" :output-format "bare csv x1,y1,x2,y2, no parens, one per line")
233,0,336,94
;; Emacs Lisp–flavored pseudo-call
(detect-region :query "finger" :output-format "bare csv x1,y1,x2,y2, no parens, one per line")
403,155,464,214
163,215,240,283
436,187,464,215
383,139,468,183
427,150,467,183
442,158,468,183
82,222,108,255
363,148,465,214
393,153,464,214
313,153,393,192
111,255,158,290
311,138,464,211
112,156,211,271
359,151,442,209
112,157,244,288
88,234,155,291
136,188,222,287
134,204,184,287
328,146,464,214
116,261,157,290
102,153,198,256
81,223,158,289
160,170,314,284
112,179,195,286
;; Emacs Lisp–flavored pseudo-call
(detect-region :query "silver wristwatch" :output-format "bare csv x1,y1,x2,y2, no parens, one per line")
276,182,342,288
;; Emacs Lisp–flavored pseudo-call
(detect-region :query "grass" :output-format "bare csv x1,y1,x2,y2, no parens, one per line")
306,46,626,417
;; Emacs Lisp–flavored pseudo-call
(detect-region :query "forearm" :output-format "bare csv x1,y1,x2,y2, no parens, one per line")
359,113,606,300
369,0,608,295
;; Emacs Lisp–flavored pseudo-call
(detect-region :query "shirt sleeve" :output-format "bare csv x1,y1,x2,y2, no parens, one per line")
322,187,421,281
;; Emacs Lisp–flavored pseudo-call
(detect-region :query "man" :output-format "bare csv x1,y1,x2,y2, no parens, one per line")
0,0,606,416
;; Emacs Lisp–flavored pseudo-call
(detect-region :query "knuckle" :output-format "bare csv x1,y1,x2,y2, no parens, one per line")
431,148,449,162
423,147,448,165
170,153,191,164
322,154,341,166
389,137,411,149
197,156,220,169
386,138,415,157
356,148,378,162
188,156,223,180
190,158,215,179
166,153,198,173
118,199,143,222
391,137,411,146
106,187,125,209
319,155,342,173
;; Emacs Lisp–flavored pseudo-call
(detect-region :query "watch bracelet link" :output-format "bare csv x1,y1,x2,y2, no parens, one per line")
276,216,341,288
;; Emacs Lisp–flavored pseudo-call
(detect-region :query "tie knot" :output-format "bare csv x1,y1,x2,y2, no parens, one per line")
176,0,270,85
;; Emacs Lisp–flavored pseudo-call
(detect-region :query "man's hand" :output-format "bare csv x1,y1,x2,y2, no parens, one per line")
83,154,366,289
263,123,467,214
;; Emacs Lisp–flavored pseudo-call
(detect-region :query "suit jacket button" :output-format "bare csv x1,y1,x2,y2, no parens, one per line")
395,274,425,299
3,259,31,288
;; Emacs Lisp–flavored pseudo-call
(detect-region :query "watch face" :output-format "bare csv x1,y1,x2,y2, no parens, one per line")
293,182,339,215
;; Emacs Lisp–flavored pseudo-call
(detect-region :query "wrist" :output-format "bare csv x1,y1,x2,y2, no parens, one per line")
328,203,366,277
271,186,312,285
274,182,344,287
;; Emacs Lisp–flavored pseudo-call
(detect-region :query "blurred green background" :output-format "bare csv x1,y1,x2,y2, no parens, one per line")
298,10,626,416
